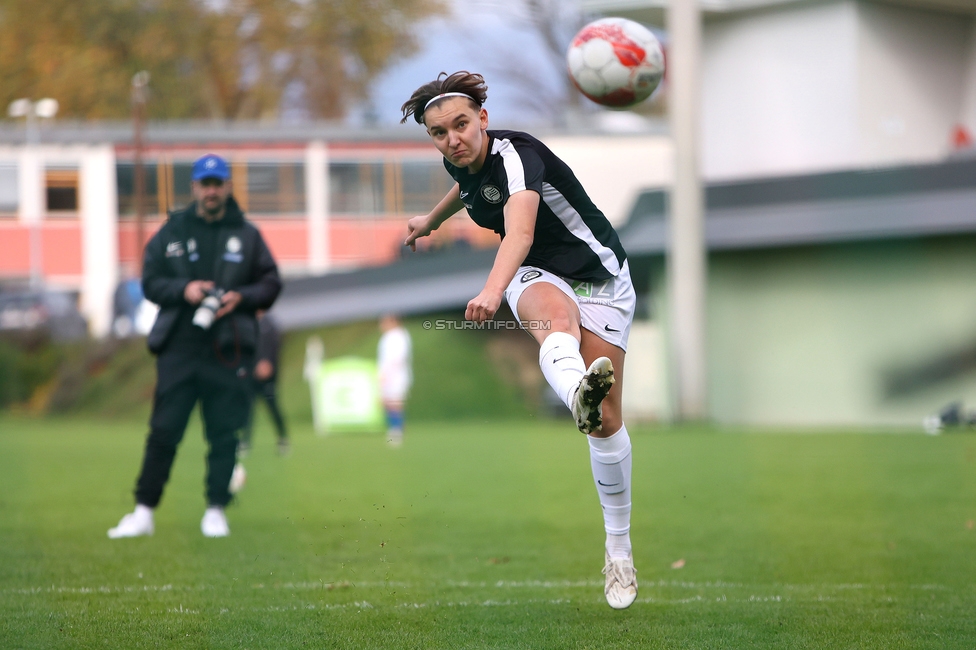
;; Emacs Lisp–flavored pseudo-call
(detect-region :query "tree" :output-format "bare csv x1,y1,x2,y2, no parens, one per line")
0,0,446,120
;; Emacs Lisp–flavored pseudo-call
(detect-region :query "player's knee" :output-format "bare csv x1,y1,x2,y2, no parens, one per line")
598,402,624,437
601,416,623,437
545,312,578,336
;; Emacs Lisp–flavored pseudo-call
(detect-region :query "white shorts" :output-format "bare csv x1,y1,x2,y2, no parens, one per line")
379,372,411,402
503,260,636,351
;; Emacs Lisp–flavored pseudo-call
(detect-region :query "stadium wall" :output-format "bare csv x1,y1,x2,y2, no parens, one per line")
640,236,976,427
703,0,974,180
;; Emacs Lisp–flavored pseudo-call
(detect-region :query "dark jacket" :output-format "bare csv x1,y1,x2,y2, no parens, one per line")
143,197,281,356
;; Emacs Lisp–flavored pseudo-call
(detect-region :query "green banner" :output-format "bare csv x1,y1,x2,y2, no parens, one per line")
315,357,384,435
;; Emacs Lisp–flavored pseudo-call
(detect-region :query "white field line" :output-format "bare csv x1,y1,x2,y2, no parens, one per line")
3,579,947,605
4,595,907,612
118,598,780,613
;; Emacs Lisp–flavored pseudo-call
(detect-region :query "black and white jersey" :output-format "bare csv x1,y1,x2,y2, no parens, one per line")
444,129,627,282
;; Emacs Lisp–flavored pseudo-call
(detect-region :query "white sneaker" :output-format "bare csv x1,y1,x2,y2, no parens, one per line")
228,463,247,494
571,357,615,434
201,507,230,538
603,552,638,609
107,506,154,539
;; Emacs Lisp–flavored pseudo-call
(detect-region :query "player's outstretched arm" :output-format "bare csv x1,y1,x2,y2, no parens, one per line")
466,190,539,322
405,183,464,251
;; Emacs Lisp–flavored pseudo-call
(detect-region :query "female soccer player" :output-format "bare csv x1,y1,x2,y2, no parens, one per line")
401,71,638,609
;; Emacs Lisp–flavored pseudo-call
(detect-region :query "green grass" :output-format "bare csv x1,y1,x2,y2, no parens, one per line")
275,316,532,423
2,415,976,648
52,314,534,422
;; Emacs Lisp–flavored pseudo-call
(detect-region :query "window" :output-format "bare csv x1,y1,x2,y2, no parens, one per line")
113,155,457,218
0,163,17,214
161,160,306,216
329,159,451,216
243,162,305,215
116,162,160,218
171,162,194,212
329,162,385,215
46,168,78,213
401,160,453,213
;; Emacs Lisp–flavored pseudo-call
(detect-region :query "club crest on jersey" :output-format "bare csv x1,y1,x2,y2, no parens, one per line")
520,270,542,283
223,235,243,262
481,184,502,204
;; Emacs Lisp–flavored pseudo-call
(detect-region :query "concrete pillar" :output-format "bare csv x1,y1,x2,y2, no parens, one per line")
79,145,119,338
668,0,708,420
17,145,44,288
306,140,330,274
17,145,43,225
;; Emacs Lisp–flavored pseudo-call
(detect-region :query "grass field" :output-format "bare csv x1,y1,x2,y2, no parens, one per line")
2,414,976,649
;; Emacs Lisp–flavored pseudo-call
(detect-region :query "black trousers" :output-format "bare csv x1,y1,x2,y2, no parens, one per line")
241,378,287,445
134,349,253,508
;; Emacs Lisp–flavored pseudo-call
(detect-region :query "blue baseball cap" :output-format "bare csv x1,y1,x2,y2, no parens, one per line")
192,154,231,181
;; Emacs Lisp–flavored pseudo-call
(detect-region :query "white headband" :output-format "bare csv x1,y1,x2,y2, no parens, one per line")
424,92,475,112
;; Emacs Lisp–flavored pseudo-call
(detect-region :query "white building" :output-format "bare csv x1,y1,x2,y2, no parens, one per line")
585,0,976,178
0,123,671,337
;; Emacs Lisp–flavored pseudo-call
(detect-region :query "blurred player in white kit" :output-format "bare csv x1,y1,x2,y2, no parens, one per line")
377,314,412,446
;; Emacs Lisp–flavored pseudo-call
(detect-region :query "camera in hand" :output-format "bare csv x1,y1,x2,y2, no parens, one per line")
192,288,225,330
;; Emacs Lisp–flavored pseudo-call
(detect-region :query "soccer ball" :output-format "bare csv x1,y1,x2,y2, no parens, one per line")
567,17,665,108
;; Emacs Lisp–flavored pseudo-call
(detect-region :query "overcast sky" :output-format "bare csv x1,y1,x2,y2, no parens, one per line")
350,0,584,129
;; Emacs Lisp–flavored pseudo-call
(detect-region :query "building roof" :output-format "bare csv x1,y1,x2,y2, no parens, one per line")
0,120,432,147
271,245,496,331
618,154,976,255
0,118,667,148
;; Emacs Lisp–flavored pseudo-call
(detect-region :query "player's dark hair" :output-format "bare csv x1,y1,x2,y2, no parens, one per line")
400,71,488,125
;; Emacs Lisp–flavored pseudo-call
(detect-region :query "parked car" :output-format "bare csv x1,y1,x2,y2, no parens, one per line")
112,278,157,338
0,289,89,342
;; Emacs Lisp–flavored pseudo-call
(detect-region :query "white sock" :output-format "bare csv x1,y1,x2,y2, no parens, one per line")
588,424,632,559
539,332,586,408
134,504,154,522
606,531,632,559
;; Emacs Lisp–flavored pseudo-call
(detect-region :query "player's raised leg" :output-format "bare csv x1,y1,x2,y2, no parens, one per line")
515,279,587,408
580,328,637,609
515,279,615,434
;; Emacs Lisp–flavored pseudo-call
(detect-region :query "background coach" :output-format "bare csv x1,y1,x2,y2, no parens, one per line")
109,153,282,539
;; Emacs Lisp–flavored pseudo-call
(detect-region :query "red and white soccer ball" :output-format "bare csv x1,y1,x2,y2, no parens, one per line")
567,17,665,108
